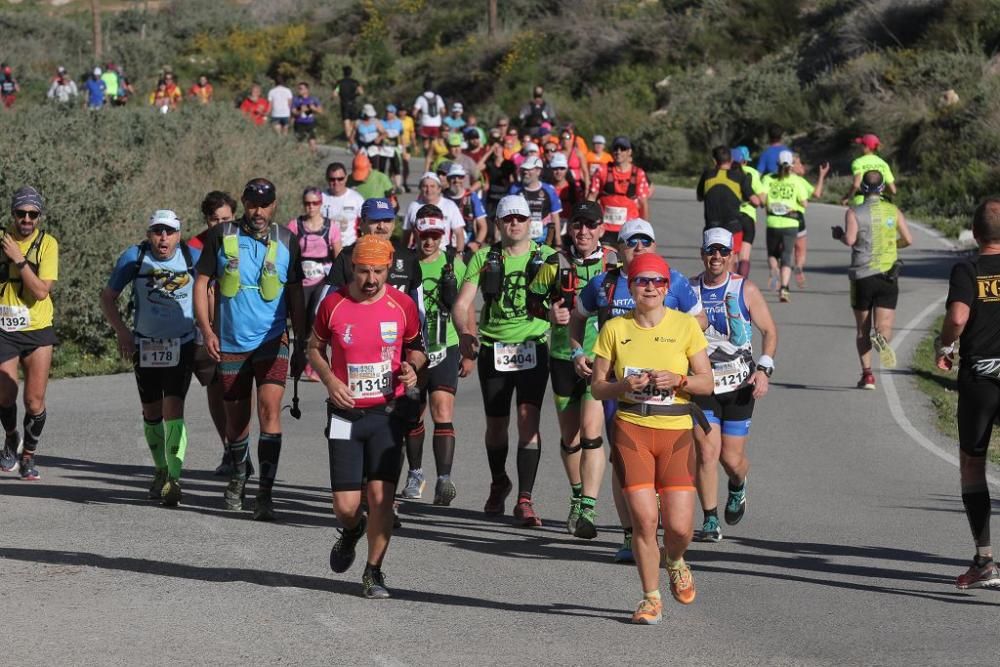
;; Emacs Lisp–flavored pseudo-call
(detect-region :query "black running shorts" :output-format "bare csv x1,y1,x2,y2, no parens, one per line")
477,341,549,418
327,402,406,492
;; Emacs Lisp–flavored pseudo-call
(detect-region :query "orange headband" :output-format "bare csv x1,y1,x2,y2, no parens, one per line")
352,234,394,267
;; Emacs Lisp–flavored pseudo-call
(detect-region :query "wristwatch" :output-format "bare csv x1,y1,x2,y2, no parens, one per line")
757,354,774,377
15,259,27,270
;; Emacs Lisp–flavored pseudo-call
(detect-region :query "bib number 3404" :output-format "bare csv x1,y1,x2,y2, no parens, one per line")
494,341,537,372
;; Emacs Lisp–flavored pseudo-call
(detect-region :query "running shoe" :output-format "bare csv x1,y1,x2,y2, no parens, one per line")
433,477,457,506
401,469,426,500
362,567,390,599
630,597,663,625
224,474,247,511
0,430,21,472
566,496,581,535
778,286,790,303
329,515,368,574
955,558,1000,589
767,271,778,292
666,560,697,605
252,491,275,521
614,531,634,563
18,456,39,481
574,506,598,540
513,497,543,527
857,371,876,390
483,476,513,515
794,266,806,289
698,515,722,542
725,481,747,525
160,478,182,507
148,468,168,499
214,453,254,478
871,331,897,369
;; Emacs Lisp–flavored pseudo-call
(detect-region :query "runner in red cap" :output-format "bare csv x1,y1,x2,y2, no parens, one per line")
842,134,897,206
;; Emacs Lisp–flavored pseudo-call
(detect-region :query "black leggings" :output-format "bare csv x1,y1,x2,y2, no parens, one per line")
957,367,1000,457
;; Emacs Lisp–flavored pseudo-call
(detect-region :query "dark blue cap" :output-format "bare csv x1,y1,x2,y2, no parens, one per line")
361,197,395,221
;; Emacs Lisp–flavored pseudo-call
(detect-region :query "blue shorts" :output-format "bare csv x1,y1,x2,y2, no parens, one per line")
271,116,290,127
694,385,755,437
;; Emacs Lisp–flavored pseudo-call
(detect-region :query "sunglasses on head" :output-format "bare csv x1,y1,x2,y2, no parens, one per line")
13,209,39,220
624,236,653,248
702,244,732,257
630,276,669,288
570,218,601,229
243,181,275,205
149,225,177,235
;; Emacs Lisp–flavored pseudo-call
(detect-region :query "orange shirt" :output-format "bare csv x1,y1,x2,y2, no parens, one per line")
189,83,213,104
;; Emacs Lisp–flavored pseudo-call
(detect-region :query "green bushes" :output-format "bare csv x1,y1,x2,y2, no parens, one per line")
0,104,318,356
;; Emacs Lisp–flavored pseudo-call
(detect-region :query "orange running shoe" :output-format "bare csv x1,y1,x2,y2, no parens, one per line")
630,597,662,625
666,560,697,604
513,496,542,527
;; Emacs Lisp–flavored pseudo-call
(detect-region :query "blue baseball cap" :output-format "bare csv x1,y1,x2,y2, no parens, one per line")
361,197,395,221
731,145,750,163
386,103,397,113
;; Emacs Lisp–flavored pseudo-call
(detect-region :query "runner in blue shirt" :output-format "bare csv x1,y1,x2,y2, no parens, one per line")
291,82,323,154
508,156,563,247
84,68,106,109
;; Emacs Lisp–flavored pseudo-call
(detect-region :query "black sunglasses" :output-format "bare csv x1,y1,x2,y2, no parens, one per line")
570,218,601,229
702,245,732,257
149,225,178,235
624,237,653,248
14,209,39,220
327,176,346,182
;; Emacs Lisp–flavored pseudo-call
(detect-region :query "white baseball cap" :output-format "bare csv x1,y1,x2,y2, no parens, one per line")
94,67,103,76
778,150,794,167
419,171,441,186
416,213,449,235
496,195,530,219
446,163,467,178
548,153,568,169
148,209,181,231
451,102,463,112
362,103,376,118
523,142,539,154
618,218,655,242
703,227,733,250
520,156,544,170
592,134,606,145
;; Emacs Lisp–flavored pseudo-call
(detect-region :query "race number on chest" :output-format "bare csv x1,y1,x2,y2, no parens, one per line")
494,341,537,372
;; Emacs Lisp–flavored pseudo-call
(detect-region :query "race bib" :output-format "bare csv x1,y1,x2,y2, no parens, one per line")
769,203,789,216
427,346,447,369
494,341,537,372
604,206,628,226
624,366,674,405
139,337,181,368
347,360,392,399
529,217,544,240
712,358,751,394
301,260,328,281
0,305,29,332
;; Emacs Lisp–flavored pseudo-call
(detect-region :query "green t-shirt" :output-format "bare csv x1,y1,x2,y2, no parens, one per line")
463,241,556,343
850,154,894,205
740,165,764,220
350,171,395,202
421,251,467,349
762,174,813,228
527,247,616,360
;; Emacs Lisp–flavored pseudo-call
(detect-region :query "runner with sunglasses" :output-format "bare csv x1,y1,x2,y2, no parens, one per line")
571,218,706,561
690,228,777,542
588,136,651,246
0,187,58,481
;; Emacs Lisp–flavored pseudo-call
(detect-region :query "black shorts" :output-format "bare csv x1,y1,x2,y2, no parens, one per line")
477,341,549,418
693,385,755,437
192,343,218,387
327,402,405,491
0,327,57,364
294,123,316,141
850,274,899,311
341,102,358,120
133,340,195,405
271,116,290,127
797,215,807,237
423,345,459,397
739,212,756,245
766,227,797,266
550,357,591,411
957,366,1000,457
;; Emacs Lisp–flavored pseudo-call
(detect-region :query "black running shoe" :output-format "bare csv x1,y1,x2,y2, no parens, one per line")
330,515,367,574
148,468,168,499
161,479,182,507
362,567,390,599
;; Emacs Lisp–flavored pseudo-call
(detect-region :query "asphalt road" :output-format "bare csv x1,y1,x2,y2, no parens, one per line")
2,178,996,666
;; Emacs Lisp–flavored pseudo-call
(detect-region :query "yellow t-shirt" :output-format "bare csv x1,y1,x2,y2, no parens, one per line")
401,116,416,147
592,308,707,430
0,228,59,331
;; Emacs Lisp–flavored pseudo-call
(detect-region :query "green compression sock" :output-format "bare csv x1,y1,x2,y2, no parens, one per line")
164,418,188,480
143,419,166,469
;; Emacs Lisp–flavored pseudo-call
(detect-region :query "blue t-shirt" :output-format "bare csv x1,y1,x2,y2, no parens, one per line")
507,182,563,243
292,95,320,125
107,243,201,343
578,266,702,319
382,117,403,142
85,78,106,108
756,144,790,176
443,116,466,132
193,223,303,353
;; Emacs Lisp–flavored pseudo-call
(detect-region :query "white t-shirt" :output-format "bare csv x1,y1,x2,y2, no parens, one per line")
321,189,366,246
403,197,465,248
413,91,444,128
267,85,293,118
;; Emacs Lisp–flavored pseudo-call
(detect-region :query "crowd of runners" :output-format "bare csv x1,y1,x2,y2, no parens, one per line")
4,76,1000,623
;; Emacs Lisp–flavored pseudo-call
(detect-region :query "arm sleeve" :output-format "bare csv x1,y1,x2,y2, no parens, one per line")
947,261,976,307
107,246,139,291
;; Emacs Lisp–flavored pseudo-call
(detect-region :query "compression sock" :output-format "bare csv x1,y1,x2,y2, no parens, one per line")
229,436,250,478
405,421,425,470
728,478,745,492
257,432,282,492
0,403,16,435
704,507,718,521
516,440,541,496
571,482,583,498
432,422,455,477
486,442,509,482
962,484,991,548
163,418,188,481
580,495,596,511
22,410,46,457
143,418,167,469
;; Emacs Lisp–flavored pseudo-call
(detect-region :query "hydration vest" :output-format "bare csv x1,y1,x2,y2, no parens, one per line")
293,217,336,262
218,222,283,301
601,164,638,198
0,230,46,299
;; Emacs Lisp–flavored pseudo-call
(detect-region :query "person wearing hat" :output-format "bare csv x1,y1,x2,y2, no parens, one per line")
571,217,705,562
842,133,897,206
46,66,78,105
444,101,466,133
755,125,790,176
526,201,617,539
84,67,107,110
348,150,396,204
452,194,557,527
397,204,471,505
412,84,447,162
464,114,488,151
590,250,714,624
689,227,777,543
436,132,480,191
832,170,912,390
512,140,539,170
354,103,386,153
544,151,584,219
518,84,556,136
381,104,406,192
789,153,830,288
463,126,487,163
401,173,467,254
508,155,563,247
586,134,613,174
588,136,651,245
266,76,294,135
100,210,202,506
479,129,518,238
193,178,308,521
729,146,766,278
0,186,58,482
559,127,590,194
310,234,426,599
322,161,367,247
696,145,759,270
443,163,487,259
